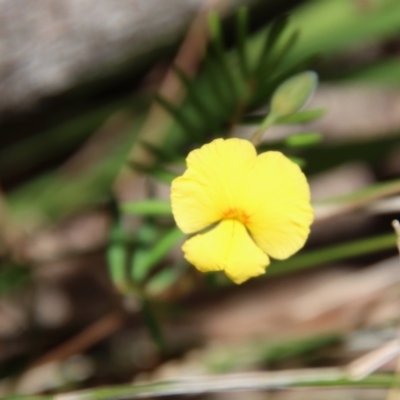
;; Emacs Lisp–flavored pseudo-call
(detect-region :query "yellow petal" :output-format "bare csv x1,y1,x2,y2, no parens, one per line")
171,138,257,233
182,219,269,284
244,151,313,259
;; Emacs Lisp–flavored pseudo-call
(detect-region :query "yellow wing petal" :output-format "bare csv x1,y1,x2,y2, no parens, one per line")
182,219,269,284
245,151,313,260
171,138,257,234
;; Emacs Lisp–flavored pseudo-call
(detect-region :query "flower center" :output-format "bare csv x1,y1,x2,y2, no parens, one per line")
222,208,250,225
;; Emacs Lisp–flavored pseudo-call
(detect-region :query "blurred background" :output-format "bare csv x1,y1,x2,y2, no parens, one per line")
2,0,400,398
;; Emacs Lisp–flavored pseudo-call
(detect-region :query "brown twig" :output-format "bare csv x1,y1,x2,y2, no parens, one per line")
29,312,124,368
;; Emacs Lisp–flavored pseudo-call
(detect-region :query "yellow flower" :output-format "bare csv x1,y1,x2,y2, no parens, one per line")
171,138,313,284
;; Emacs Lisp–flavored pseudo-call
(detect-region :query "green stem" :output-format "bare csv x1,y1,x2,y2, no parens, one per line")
269,232,396,275
141,298,167,354
250,113,276,145
20,370,398,400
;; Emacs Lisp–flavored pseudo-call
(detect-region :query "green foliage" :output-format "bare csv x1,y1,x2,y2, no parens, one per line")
106,16,324,361
107,214,182,344
269,233,396,275
131,227,183,283
261,334,341,366
243,108,325,125
120,200,172,216
277,108,325,124
9,113,140,223
269,71,318,118
140,298,167,352
146,268,182,296
345,57,400,86
0,100,129,181
13,371,400,399
154,8,320,157
0,264,31,296
107,219,183,289
287,156,306,167
107,8,324,347
285,132,322,148
266,0,400,72
109,8,325,307
107,220,130,293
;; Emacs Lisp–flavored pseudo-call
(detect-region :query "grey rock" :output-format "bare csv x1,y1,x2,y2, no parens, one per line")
0,0,252,112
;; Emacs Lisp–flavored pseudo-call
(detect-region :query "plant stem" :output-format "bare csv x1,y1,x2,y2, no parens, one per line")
250,113,276,146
